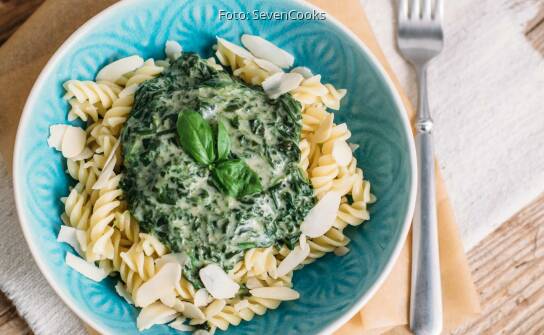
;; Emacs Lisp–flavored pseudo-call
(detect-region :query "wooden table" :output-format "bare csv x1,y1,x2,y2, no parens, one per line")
1,0,544,334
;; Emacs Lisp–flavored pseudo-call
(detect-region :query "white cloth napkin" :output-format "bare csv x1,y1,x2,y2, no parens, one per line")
362,0,544,249
0,157,86,335
1,0,543,334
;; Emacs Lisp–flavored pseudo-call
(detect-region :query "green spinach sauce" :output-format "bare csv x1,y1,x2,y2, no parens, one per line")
120,54,315,286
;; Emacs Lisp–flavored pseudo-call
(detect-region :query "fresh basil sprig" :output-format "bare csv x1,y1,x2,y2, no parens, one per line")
177,111,215,165
215,120,230,162
212,159,263,198
177,110,262,198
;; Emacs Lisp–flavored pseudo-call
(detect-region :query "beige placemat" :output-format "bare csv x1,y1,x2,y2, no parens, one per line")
0,0,481,334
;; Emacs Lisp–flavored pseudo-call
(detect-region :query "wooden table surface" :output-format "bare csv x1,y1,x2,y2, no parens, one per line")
1,0,544,334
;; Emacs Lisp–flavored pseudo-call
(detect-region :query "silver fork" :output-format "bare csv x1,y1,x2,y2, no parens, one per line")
396,1,444,335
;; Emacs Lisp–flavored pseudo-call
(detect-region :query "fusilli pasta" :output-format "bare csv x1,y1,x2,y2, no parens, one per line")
55,37,374,333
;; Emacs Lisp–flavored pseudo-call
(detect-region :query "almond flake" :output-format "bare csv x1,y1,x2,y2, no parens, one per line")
301,191,341,238
96,55,144,82
241,34,294,68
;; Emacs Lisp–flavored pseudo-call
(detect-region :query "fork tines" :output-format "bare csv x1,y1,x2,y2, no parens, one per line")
398,0,443,21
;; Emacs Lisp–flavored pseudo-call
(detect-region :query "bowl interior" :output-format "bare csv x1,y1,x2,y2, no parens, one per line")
14,0,414,334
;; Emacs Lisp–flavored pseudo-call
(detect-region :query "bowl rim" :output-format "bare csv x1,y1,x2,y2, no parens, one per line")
12,0,417,334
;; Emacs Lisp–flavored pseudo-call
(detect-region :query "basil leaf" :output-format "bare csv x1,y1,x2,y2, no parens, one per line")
212,159,263,198
177,110,215,165
216,120,231,161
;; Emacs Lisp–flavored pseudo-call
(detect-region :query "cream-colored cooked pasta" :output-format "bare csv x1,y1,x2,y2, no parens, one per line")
215,43,246,70
61,184,92,230
309,154,339,199
66,159,98,195
122,59,164,87
291,75,328,105
85,174,123,262
114,210,140,243
207,296,283,332
102,95,134,135
321,84,347,110
63,80,121,109
298,139,310,173
119,239,158,281
303,227,350,265
67,99,99,122
233,60,270,86
56,38,374,333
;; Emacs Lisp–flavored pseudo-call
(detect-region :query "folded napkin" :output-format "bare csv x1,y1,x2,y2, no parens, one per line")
0,0,480,334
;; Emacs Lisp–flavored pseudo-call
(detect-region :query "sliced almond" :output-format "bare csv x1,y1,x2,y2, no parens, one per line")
331,140,353,167
65,253,108,282
254,58,283,74
249,287,300,301
159,290,178,307
241,34,294,68
91,156,116,190
47,124,68,150
57,225,84,256
193,288,210,307
205,299,226,318
217,37,254,60
169,318,194,332
276,244,310,277
92,139,120,190
136,302,177,331
245,277,263,289
262,72,303,99
72,147,93,161
134,262,181,307
155,253,187,270
301,191,341,238
96,55,144,82
349,143,360,152
199,263,240,299
165,40,183,61
181,301,206,320
76,228,87,252
215,49,228,66
261,72,283,91
299,234,309,252
115,281,134,305
291,66,313,78
61,126,86,158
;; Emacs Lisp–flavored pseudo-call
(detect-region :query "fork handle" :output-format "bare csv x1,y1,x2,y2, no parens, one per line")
410,66,443,335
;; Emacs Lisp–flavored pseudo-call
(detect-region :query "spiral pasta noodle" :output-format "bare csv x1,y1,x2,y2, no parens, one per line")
63,80,121,109
103,95,134,135
303,227,350,264
233,60,270,85
61,184,92,230
66,159,98,196
122,59,164,87
55,39,374,333
114,210,140,243
67,99,99,122
85,174,123,262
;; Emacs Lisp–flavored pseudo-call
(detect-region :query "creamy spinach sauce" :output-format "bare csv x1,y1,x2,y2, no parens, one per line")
120,54,315,285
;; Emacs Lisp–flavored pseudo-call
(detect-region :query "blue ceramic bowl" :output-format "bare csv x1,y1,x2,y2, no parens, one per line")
13,0,416,334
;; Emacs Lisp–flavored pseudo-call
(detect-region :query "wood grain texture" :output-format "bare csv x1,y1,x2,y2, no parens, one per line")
0,292,32,335
0,0,44,45
451,193,544,335
0,1,544,335
526,3,544,55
